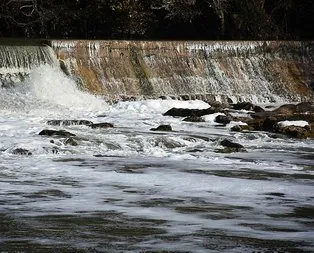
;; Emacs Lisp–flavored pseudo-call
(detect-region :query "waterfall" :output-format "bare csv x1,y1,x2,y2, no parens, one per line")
51,40,314,103
0,42,58,86
1,40,313,103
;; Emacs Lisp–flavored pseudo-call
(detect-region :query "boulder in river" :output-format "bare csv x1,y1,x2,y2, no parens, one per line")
215,114,232,125
217,139,246,153
39,129,76,137
89,123,114,129
277,125,309,139
163,107,218,117
150,124,172,132
252,102,314,122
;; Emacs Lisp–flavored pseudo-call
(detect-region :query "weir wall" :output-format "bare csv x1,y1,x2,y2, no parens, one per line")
1,40,314,103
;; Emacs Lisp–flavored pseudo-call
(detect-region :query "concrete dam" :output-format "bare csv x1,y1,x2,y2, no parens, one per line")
1,40,314,103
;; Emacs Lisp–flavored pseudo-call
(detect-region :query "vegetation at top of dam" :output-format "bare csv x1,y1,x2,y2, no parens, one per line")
0,0,313,40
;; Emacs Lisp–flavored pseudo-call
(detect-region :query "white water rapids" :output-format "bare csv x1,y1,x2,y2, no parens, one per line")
0,65,313,252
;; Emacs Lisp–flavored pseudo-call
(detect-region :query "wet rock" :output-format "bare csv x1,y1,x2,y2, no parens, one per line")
275,121,312,139
247,102,314,139
230,125,243,132
64,137,78,146
253,102,314,122
43,146,60,154
12,148,32,156
215,114,232,125
208,101,228,109
89,122,114,129
231,124,253,132
47,120,93,126
277,125,309,139
150,124,172,131
232,102,264,112
163,107,218,117
155,137,183,149
262,117,278,132
39,129,76,137
217,139,246,153
159,95,168,100
183,116,205,122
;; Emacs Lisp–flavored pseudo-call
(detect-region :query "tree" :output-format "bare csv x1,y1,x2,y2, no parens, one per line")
151,0,232,37
110,0,155,38
0,0,56,36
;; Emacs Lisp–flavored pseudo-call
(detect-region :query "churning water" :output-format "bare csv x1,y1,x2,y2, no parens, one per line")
0,65,313,252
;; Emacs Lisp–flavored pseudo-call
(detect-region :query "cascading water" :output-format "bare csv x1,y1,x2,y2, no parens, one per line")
0,42,58,86
51,40,314,103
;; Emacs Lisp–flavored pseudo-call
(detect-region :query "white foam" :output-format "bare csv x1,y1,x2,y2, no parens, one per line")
278,120,309,128
203,112,225,123
27,65,108,116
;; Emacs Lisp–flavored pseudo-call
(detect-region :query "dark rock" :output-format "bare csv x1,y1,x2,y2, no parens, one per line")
247,118,264,131
230,125,242,132
262,117,278,132
12,148,32,156
47,120,93,126
295,102,314,113
277,125,309,139
215,114,232,125
183,116,205,122
150,124,172,131
218,139,246,153
180,95,190,101
64,137,78,146
220,139,244,149
96,114,107,118
253,105,265,113
209,101,224,108
89,123,114,129
39,129,76,137
159,96,168,100
272,102,314,116
163,107,218,117
233,102,264,112
272,103,298,115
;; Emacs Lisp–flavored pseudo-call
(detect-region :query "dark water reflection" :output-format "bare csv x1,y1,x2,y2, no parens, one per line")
1,154,314,252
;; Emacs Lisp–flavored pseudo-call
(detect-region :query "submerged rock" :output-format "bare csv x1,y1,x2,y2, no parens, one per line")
150,124,172,131
89,123,114,129
183,116,205,122
11,148,32,156
39,129,76,137
64,137,78,146
215,114,232,125
47,120,93,126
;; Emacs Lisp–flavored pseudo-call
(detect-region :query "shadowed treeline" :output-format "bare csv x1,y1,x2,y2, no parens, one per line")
0,0,313,40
